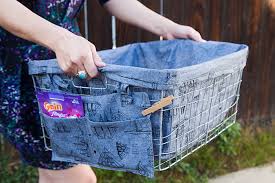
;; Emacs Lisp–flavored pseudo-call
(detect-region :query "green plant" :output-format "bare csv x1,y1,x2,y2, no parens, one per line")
0,155,38,183
174,162,208,183
216,123,241,156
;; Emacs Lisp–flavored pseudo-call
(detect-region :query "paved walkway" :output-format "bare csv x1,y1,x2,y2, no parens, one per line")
209,162,275,183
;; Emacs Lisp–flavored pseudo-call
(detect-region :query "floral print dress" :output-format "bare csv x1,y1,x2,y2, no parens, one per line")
0,0,108,170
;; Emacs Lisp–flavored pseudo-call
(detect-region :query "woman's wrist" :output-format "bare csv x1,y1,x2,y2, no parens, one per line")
153,17,176,38
43,26,69,52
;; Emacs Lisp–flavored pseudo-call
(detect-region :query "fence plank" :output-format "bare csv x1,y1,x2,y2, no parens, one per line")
89,0,113,50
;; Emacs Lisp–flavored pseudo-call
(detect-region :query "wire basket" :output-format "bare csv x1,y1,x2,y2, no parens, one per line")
28,40,248,178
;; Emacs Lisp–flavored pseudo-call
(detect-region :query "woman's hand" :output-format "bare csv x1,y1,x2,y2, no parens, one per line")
51,29,106,78
0,1,105,79
161,22,206,42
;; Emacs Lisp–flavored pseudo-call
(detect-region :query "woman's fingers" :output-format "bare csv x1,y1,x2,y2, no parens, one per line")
169,24,206,42
82,50,98,78
57,56,76,75
186,27,205,42
71,57,86,75
90,43,106,67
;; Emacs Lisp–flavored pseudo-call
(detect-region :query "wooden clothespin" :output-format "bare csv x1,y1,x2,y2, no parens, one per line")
142,95,174,116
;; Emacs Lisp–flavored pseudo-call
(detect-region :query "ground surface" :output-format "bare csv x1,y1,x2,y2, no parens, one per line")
210,162,275,183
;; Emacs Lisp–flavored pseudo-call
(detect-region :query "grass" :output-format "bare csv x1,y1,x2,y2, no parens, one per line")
1,122,275,183
0,156,37,183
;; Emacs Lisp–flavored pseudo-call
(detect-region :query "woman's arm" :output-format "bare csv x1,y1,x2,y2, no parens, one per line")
0,0,62,49
0,0,105,77
103,0,205,42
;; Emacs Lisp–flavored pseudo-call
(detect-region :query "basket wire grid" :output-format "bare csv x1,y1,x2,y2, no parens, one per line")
32,64,243,171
